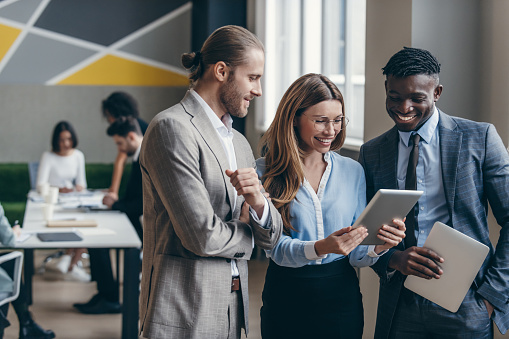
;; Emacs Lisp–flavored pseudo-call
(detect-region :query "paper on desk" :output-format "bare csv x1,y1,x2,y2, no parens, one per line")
77,228,116,236
51,215,85,221
16,231,35,243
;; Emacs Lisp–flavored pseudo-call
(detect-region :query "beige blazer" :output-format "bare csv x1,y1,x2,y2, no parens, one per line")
139,92,282,339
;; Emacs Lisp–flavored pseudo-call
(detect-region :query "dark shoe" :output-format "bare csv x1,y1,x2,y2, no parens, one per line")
73,293,102,308
75,297,121,314
19,318,55,339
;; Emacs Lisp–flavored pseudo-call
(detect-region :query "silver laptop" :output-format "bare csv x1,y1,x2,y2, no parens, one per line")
404,221,490,312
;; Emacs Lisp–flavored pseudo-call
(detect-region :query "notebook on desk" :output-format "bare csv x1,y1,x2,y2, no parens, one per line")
404,221,490,312
47,219,98,227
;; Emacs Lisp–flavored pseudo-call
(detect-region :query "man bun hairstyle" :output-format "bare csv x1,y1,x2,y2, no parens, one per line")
382,47,441,78
181,25,264,86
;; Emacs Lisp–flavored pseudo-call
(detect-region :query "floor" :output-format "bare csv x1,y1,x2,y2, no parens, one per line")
3,250,269,339
4,250,509,338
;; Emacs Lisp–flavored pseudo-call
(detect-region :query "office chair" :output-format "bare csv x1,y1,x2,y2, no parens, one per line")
0,252,24,307
28,162,39,191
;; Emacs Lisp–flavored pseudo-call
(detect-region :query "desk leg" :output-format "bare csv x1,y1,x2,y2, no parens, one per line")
122,248,140,339
24,249,34,305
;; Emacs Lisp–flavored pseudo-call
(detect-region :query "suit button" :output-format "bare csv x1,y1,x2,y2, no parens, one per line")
226,259,231,263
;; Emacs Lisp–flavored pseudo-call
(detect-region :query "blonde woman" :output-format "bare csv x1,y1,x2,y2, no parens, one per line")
256,74,406,338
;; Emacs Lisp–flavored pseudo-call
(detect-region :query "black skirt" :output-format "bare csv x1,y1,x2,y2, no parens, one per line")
260,258,364,339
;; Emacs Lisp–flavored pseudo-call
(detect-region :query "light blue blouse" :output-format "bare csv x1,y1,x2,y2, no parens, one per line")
257,152,379,268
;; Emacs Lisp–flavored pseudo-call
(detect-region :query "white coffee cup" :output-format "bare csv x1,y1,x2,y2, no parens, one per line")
42,203,54,221
37,182,49,196
44,187,59,204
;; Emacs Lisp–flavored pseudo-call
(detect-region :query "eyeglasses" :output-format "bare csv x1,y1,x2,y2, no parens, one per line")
302,113,349,132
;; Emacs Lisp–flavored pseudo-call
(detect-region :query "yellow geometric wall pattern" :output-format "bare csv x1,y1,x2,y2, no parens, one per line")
57,55,189,86
0,24,21,62
0,0,191,86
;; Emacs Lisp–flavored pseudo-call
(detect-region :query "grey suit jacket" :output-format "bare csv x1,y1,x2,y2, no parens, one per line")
359,110,509,338
139,92,282,339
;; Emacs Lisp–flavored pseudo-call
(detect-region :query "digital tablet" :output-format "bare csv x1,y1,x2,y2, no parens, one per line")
352,189,423,245
37,232,83,242
404,222,489,313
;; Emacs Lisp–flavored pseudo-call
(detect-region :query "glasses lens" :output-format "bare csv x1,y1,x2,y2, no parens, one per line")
313,117,348,131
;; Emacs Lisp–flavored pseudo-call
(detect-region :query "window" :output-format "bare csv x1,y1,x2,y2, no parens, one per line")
253,0,366,147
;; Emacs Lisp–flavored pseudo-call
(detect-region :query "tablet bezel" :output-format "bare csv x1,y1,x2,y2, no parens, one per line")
352,189,423,245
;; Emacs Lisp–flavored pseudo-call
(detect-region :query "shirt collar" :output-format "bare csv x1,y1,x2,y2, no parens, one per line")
324,151,331,163
398,106,439,147
189,89,233,133
133,143,142,162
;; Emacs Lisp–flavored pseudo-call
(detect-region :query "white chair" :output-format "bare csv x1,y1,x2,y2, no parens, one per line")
0,251,24,307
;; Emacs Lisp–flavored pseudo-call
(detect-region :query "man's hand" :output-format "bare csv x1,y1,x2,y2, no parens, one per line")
483,299,494,318
239,192,270,224
315,226,368,256
389,246,444,279
102,192,119,208
239,202,250,224
226,168,265,218
374,218,406,253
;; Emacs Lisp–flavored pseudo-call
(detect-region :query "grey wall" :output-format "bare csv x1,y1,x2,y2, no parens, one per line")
412,0,481,122
0,85,187,163
364,0,412,143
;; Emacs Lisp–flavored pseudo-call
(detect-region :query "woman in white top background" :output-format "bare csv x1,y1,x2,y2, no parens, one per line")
36,120,86,193
36,121,90,282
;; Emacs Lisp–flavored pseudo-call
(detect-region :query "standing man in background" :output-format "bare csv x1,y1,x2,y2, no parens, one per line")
139,25,282,339
359,47,509,338
74,117,144,315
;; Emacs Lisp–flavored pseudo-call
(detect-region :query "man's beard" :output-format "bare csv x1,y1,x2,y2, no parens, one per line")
219,75,247,118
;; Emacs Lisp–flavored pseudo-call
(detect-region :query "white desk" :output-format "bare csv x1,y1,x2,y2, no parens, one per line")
19,193,142,339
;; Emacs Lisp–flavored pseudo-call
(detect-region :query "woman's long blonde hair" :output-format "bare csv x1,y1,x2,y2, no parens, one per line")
259,73,346,234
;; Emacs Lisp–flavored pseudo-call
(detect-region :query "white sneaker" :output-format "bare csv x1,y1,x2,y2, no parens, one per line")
45,254,72,274
64,265,91,283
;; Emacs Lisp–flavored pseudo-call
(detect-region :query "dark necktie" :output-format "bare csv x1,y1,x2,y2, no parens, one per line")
404,133,420,248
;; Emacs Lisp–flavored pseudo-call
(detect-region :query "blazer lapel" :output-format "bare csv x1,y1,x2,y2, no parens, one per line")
180,92,237,212
438,110,461,218
379,126,400,189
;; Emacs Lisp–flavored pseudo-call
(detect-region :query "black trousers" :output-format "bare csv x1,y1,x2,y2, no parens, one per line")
88,249,118,303
260,258,364,339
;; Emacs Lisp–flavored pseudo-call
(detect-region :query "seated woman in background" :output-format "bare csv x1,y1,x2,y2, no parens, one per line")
101,92,148,195
36,121,86,193
36,121,89,282
256,74,406,339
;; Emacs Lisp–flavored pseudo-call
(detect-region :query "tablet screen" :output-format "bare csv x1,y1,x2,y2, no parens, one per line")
352,189,423,245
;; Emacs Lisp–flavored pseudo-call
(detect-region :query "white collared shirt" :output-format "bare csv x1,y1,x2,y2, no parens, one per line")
132,144,141,162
